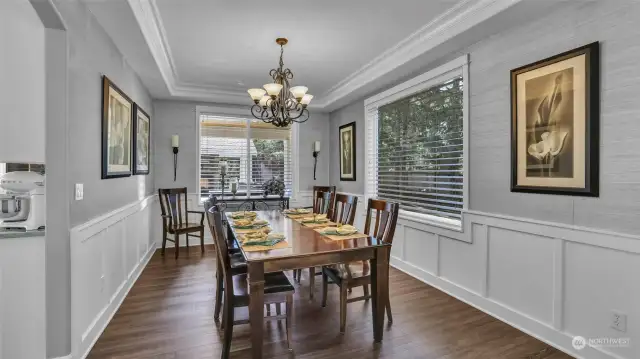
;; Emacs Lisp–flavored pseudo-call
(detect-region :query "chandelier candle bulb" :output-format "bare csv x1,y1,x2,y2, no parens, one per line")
263,83,283,97
259,95,270,108
248,88,266,103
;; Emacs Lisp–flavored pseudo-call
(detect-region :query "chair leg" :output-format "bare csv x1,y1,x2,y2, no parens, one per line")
200,229,205,253
286,295,293,351
293,270,297,281
266,304,271,316
186,233,189,248
308,267,315,300
386,293,393,324
339,283,348,333
214,266,223,323
174,234,180,259
321,270,328,308
161,228,167,256
222,292,234,359
276,302,282,322
363,284,370,300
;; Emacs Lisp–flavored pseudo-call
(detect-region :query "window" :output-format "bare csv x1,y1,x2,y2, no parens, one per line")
365,56,468,226
198,113,292,201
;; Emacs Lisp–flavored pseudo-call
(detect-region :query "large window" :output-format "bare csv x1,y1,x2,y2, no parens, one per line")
365,57,468,225
198,113,292,201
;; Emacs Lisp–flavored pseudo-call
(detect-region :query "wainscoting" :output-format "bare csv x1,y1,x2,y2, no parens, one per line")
70,195,157,359
342,193,640,359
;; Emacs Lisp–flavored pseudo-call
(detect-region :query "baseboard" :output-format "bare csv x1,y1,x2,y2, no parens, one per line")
390,256,623,359
73,242,157,359
50,355,72,359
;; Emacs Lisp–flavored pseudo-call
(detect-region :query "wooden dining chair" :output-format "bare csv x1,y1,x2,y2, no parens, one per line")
321,198,399,333
158,188,205,259
207,210,294,358
293,187,337,291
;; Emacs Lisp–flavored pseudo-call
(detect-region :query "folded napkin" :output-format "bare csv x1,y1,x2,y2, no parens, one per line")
243,233,285,247
319,225,358,236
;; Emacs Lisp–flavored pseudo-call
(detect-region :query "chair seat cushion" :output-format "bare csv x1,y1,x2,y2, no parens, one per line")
324,261,370,282
233,272,294,296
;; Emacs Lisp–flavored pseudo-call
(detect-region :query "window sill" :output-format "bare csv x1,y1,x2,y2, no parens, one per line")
397,210,463,232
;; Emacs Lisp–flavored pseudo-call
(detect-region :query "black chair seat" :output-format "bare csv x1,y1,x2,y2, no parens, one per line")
233,272,294,296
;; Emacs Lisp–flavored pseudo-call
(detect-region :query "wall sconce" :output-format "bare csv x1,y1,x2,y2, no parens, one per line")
312,141,320,181
172,135,179,181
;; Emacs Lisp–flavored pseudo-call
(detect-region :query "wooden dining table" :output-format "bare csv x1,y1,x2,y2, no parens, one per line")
226,210,391,359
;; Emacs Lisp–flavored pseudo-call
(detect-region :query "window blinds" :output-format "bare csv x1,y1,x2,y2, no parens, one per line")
199,114,291,200
367,76,464,220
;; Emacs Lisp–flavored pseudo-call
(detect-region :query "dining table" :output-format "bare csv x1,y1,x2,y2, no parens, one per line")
225,210,391,359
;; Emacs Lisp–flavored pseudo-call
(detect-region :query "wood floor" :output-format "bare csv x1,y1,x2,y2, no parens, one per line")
88,245,573,359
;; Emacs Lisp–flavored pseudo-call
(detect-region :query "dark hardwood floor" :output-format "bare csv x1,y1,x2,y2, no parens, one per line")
88,245,573,359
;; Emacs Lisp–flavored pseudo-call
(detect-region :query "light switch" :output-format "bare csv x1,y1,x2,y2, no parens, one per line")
75,183,84,201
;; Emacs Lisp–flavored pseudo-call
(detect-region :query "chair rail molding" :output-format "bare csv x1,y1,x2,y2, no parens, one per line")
70,194,157,359
126,0,524,108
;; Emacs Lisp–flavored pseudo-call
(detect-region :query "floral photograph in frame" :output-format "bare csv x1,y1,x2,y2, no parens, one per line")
133,104,151,175
510,42,599,196
102,76,133,179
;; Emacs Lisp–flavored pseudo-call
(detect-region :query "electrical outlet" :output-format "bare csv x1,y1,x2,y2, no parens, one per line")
75,183,84,201
611,311,627,332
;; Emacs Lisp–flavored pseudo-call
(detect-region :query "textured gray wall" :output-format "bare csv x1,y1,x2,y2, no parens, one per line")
57,0,155,228
328,101,365,194
329,0,640,235
153,100,330,194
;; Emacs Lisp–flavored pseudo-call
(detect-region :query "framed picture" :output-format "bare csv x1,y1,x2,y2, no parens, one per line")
133,104,151,175
102,76,133,179
339,121,356,181
510,42,599,196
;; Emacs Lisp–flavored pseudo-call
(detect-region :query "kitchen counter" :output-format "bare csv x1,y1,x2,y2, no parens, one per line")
0,229,45,239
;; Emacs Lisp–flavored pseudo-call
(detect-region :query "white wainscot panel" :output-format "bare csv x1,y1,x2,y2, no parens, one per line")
487,226,555,325
71,195,157,359
439,223,487,295
403,226,438,276
564,242,640,359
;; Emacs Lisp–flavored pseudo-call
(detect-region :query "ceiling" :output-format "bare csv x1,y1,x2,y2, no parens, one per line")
86,0,557,111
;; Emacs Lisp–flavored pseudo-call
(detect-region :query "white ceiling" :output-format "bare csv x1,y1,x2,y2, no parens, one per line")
86,0,559,111
153,0,455,97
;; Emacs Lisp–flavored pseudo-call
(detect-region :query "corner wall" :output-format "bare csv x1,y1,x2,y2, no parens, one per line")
328,2,640,358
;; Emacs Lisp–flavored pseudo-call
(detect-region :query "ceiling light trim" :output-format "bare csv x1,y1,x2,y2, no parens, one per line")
129,0,522,109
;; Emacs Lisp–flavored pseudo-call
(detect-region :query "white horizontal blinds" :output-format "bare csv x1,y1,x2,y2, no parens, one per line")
249,120,292,195
375,76,464,220
199,115,293,199
200,115,249,197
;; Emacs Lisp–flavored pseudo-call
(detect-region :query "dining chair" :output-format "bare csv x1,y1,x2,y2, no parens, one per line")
321,198,399,333
207,209,294,358
293,188,337,289
158,187,205,259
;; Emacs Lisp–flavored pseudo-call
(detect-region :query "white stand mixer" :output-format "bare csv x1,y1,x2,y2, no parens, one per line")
0,171,45,231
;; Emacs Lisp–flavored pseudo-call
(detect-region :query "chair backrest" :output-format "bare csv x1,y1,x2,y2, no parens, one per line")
363,199,399,245
313,190,335,216
331,193,358,225
158,187,188,229
206,209,231,279
313,185,336,217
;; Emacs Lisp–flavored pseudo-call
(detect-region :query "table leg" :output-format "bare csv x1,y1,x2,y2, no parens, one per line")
371,245,390,342
248,262,265,359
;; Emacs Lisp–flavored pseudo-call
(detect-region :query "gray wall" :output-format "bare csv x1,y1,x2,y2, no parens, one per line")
153,100,330,194
46,1,154,356
329,0,640,235
56,0,155,228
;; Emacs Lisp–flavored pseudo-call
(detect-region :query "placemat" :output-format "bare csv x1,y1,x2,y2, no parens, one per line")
234,226,269,234
285,213,311,219
301,221,337,228
314,229,370,241
242,240,290,252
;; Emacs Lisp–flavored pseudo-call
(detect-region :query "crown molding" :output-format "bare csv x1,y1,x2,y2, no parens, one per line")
127,0,523,109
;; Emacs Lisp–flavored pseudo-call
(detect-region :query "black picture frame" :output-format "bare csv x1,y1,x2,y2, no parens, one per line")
510,42,600,197
101,75,134,179
132,104,151,175
339,121,356,181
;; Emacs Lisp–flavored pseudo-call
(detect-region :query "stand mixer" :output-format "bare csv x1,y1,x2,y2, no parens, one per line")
0,171,45,231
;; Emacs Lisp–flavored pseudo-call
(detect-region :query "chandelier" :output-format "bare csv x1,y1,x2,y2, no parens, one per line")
247,38,313,127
